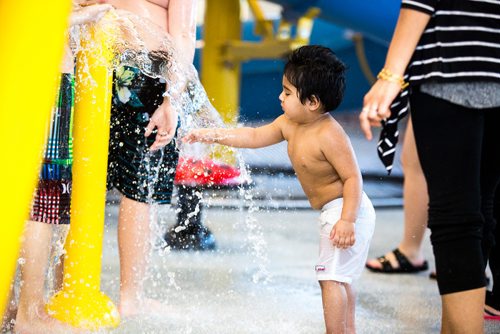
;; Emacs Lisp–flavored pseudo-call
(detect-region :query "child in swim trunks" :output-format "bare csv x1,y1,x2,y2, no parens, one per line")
85,0,198,317
183,45,376,333
0,4,112,334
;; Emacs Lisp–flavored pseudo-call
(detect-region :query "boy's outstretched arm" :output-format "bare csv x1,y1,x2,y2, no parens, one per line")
183,117,285,149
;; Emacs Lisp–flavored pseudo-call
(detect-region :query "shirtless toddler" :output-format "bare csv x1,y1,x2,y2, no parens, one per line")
184,45,376,334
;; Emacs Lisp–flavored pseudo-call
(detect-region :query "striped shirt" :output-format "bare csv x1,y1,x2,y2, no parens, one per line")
378,0,500,173
403,0,500,83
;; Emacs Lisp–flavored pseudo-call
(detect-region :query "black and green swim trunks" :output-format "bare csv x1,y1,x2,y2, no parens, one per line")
107,63,179,204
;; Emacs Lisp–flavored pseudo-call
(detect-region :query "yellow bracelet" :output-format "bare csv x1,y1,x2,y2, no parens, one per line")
377,68,409,90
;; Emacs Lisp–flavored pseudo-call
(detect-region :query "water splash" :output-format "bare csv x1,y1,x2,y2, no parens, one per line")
45,225,70,297
67,8,277,326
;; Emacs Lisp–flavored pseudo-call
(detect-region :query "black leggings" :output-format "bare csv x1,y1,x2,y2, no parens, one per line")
410,89,500,295
489,188,500,306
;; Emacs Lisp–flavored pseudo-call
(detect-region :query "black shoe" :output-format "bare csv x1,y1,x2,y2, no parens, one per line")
164,225,216,251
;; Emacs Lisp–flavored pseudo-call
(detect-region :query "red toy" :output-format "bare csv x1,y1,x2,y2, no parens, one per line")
174,157,242,187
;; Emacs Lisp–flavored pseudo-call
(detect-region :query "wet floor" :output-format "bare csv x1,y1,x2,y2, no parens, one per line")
97,111,499,333
99,201,499,334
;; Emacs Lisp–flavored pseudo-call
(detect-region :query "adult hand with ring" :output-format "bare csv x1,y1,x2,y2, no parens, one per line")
144,101,178,151
359,77,401,140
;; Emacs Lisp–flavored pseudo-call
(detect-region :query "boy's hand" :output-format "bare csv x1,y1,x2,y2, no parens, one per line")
182,129,218,144
70,3,113,26
330,219,355,249
145,100,178,151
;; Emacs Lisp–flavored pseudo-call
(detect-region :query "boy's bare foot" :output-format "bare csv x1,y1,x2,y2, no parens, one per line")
119,297,172,318
366,247,428,273
14,305,78,334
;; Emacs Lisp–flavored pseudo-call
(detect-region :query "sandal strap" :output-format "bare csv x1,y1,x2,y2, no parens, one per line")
367,248,428,273
392,248,412,271
377,254,394,271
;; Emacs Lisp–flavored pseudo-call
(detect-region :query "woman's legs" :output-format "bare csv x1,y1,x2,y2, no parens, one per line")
366,118,428,271
399,119,429,263
411,91,500,331
486,187,500,315
441,287,485,334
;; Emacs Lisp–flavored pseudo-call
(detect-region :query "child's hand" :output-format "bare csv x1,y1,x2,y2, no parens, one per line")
182,129,218,144
70,3,113,26
330,219,355,249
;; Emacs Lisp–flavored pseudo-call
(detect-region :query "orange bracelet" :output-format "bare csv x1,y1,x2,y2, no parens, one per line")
377,68,409,90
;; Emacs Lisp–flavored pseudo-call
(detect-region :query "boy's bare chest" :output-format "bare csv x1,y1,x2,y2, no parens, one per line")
287,137,323,173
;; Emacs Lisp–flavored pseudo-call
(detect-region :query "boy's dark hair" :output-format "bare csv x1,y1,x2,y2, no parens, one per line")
284,45,346,112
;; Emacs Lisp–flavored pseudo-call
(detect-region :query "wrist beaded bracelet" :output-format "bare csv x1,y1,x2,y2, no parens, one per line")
377,68,409,90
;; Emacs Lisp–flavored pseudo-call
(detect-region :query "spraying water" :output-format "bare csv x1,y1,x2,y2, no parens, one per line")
67,8,275,329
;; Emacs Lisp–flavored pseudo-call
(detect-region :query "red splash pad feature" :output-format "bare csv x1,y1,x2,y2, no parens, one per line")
174,157,242,187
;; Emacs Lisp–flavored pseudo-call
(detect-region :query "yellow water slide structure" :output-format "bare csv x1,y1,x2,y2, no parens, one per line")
0,1,119,327
46,21,120,330
0,0,71,317
202,0,319,148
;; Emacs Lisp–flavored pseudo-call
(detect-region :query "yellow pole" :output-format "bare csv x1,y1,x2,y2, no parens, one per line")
202,0,241,164
0,0,71,316
292,7,321,49
46,20,120,330
247,0,274,39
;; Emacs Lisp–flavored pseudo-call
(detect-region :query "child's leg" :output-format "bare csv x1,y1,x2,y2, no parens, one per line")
118,196,170,317
48,225,70,294
345,283,356,334
118,196,151,316
14,221,73,334
1,283,17,332
319,280,348,334
16,222,51,318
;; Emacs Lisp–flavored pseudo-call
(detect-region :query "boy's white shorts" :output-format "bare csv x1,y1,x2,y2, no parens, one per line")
316,192,376,284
